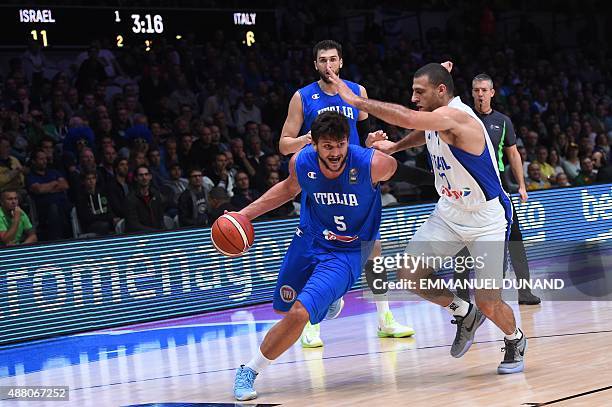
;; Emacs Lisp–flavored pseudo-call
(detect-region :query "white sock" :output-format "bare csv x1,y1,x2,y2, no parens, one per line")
245,348,273,374
375,300,390,324
505,327,523,341
445,295,470,317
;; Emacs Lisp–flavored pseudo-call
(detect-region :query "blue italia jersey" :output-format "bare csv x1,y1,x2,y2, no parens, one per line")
295,144,381,250
298,80,361,146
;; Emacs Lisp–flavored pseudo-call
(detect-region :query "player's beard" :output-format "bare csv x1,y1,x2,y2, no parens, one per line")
318,67,340,84
318,154,347,173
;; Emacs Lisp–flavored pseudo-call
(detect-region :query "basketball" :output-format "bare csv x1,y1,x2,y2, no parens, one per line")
211,212,255,257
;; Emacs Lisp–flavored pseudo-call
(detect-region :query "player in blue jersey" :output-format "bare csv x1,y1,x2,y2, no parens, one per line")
279,40,415,347
328,63,526,375
233,111,398,400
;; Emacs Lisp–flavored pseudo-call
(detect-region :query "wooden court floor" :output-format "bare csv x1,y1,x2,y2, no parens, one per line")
1,298,611,406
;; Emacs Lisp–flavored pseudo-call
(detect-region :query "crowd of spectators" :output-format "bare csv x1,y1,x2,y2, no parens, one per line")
0,5,610,244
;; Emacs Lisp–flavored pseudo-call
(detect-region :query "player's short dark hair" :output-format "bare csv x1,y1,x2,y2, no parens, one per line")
415,63,454,95
313,40,342,60
472,73,494,88
311,111,349,144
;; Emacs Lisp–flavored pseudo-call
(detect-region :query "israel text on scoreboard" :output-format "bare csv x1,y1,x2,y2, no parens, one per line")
1,184,610,347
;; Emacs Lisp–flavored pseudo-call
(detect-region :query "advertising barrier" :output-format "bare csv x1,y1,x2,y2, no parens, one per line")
1,184,610,347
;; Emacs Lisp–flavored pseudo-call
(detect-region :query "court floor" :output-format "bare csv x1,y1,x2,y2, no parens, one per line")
1,283,611,407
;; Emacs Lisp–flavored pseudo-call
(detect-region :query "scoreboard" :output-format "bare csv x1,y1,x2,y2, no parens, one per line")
1,6,275,49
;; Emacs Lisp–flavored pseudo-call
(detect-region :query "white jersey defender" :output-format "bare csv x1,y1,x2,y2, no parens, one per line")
407,96,512,280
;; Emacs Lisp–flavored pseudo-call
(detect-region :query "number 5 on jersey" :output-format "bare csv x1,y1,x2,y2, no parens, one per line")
334,215,347,231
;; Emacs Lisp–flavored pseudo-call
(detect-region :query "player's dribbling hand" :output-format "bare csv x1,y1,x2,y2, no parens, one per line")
372,140,397,155
518,186,528,203
365,130,387,148
326,67,358,104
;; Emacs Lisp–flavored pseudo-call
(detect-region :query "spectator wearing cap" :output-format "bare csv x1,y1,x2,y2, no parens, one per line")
561,143,581,180
76,170,116,235
125,164,165,232
178,168,208,227
206,186,237,224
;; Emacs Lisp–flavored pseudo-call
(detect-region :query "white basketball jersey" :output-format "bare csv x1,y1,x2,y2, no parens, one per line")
425,96,506,210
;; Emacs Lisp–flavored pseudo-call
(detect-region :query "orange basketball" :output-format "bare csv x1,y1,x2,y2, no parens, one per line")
211,212,255,257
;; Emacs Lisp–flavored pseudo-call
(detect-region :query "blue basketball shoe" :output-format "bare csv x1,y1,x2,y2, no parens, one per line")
233,365,258,401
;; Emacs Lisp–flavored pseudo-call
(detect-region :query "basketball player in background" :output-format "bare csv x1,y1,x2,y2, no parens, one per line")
233,111,398,400
328,63,527,374
452,73,540,305
279,40,414,347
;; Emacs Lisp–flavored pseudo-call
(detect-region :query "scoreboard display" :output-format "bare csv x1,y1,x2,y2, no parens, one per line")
1,6,274,49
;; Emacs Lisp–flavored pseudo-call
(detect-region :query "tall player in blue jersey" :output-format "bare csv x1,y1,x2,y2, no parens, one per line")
233,111,398,400
328,63,527,375
279,40,414,347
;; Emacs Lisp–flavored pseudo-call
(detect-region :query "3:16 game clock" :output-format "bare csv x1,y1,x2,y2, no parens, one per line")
1,6,273,49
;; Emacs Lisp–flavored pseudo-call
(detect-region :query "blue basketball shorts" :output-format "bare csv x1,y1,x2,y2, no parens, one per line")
272,228,365,324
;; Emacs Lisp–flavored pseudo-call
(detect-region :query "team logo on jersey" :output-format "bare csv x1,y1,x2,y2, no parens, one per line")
441,186,472,199
349,168,358,184
323,229,359,243
280,285,297,303
295,227,303,237
307,171,317,179
312,93,320,100
490,124,501,130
